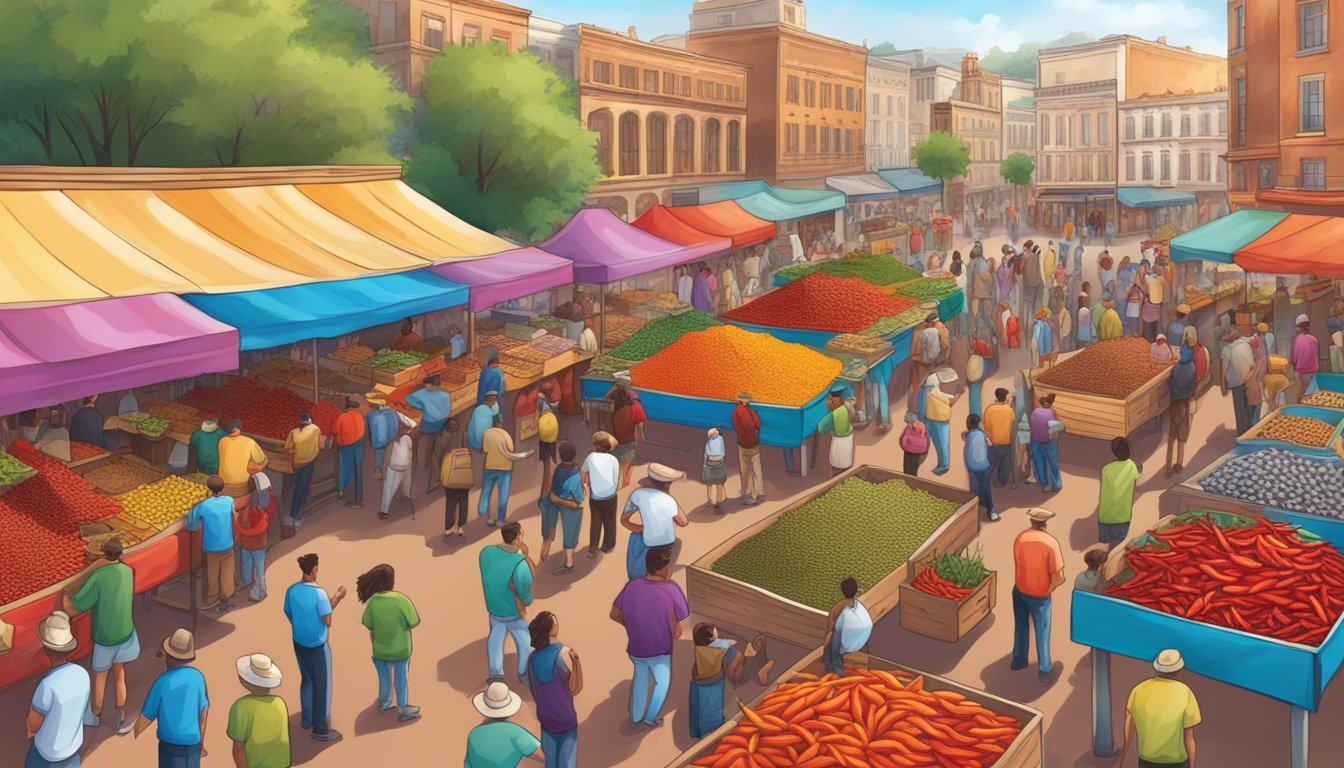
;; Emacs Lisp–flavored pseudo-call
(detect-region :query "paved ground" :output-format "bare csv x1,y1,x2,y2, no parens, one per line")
3,229,1338,767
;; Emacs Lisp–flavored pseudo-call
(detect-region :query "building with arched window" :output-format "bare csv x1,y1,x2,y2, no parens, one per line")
1118,89,1229,233
577,24,748,219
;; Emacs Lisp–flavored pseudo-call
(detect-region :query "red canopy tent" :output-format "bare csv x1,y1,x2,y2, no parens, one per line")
634,201,775,249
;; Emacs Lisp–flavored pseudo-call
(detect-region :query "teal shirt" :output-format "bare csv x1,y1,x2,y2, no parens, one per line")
189,428,224,474
464,721,540,768
478,546,533,619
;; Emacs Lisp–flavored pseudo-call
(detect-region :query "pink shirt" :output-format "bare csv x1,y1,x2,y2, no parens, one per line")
1292,332,1320,374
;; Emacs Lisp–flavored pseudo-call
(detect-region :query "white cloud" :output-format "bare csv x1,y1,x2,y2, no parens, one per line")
1050,0,1210,31
947,14,1025,56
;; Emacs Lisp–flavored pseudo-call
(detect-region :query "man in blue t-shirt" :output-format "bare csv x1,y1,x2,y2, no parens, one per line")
405,374,453,493
135,628,209,768
477,349,506,406
184,476,236,615
283,553,347,743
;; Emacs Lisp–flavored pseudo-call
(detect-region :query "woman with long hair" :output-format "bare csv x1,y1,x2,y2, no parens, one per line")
688,623,772,739
527,612,582,768
356,564,421,721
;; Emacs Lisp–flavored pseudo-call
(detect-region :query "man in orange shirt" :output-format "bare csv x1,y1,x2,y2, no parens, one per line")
982,388,1015,489
332,399,366,509
1012,507,1064,685
390,318,424,352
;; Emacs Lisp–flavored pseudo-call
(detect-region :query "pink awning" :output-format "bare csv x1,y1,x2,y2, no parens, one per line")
429,248,575,313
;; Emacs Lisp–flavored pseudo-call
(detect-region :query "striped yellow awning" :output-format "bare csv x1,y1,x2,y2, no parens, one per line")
0,166,513,306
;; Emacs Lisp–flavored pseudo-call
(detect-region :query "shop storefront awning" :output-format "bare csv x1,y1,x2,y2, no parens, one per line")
874,168,943,197
1033,188,1116,202
697,180,844,222
1169,209,1291,264
540,208,730,285
183,270,469,351
826,173,901,202
0,294,239,415
429,248,575,313
1118,187,1197,209
633,202,774,249
1235,214,1344,277
0,166,513,305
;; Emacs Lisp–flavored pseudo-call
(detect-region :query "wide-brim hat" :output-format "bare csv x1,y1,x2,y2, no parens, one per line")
1026,507,1056,522
1176,304,1192,315
237,653,282,689
365,391,387,405
37,611,76,653
1153,649,1184,673
592,431,617,450
648,463,684,483
1297,314,1311,326
472,682,522,718
1257,322,1270,333
163,628,195,661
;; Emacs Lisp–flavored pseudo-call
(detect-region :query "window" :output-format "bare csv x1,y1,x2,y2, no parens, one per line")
422,16,444,49
1041,115,1050,145
1080,114,1091,146
1302,158,1325,189
1216,159,1224,183
844,129,854,153
663,72,676,94
1218,108,1227,136
618,112,640,176
643,70,659,93
1043,155,1052,181
1056,115,1065,146
846,87,857,112
619,65,637,89
716,83,724,100
1300,76,1325,132
727,121,741,172
1160,151,1171,181
681,76,692,97
1232,162,1247,190
1200,112,1211,136
1236,78,1247,145
703,119,721,172
1234,4,1245,49
1142,152,1154,181
1197,153,1211,182
1161,113,1173,138
784,123,800,154
887,95,893,116
820,84,832,109
820,125,831,152
1258,160,1276,189
1124,115,1136,140
872,93,880,115
896,122,905,149
887,122,894,146
490,33,511,48
834,84,843,109
806,124,818,153
647,114,667,175
898,97,906,118
556,49,574,76
1299,2,1327,52
1100,156,1110,181
1180,114,1191,137
805,80,816,108
1143,114,1154,138
588,112,612,175
833,127,842,152
377,2,396,45
1099,113,1110,146
591,60,612,84
786,76,800,105
674,116,694,173
871,120,879,142
697,80,712,99
1125,152,1136,182
1179,151,1191,181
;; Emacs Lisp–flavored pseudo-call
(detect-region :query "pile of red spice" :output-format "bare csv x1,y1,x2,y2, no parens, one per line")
722,272,915,333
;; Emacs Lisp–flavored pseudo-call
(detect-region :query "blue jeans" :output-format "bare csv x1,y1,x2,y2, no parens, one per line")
1230,385,1259,436
337,440,364,503
487,614,530,679
1030,441,1061,490
373,657,410,711
1011,588,1053,673
989,445,1012,487
479,470,512,521
541,727,578,768
968,469,994,516
925,420,950,472
821,630,847,675
293,642,333,734
157,742,201,768
239,548,266,600
628,654,672,725
25,743,78,768
290,461,315,525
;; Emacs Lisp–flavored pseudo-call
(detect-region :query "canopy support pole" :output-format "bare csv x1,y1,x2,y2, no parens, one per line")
1290,705,1308,768
312,339,319,403
599,290,607,352
468,312,476,357
1092,649,1119,757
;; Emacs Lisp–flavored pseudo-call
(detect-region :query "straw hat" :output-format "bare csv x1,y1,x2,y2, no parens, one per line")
1257,322,1270,333
1026,507,1056,522
592,431,617,450
37,611,76,653
1177,303,1191,315
472,682,522,719
1297,314,1311,327
1153,649,1185,674
236,653,282,689
648,463,685,484
365,391,387,406
162,628,195,661
737,392,752,403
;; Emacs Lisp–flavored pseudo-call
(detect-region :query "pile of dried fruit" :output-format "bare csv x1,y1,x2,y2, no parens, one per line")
608,310,721,362
1199,448,1344,519
1257,414,1337,447
602,313,646,348
1303,391,1344,410
724,273,915,333
309,400,342,435
644,293,691,312
711,476,959,609
121,475,211,530
631,325,841,407
896,278,961,301
145,401,200,423
689,667,1022,768
1105,512,1344,645
1035,338,1175,398
234,387,317,442
328,344,377,364
0,448,36,485
83,457,164,496
775,253,922,288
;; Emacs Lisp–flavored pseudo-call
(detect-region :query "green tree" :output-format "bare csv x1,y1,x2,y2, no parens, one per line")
1000,152,1035,206
868,41,899,57
980,32,1096,83
913,131,971,215
0,0,408,166
406,44,601,241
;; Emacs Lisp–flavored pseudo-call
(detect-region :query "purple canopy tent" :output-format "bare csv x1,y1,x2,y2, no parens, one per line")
0,294,239,417
539,208,730,284
429,247,575,313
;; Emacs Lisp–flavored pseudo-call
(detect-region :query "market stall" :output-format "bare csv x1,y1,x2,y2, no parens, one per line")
1030,338,1175,439
687,465,979,647
633,202,775,300
697,180,847,261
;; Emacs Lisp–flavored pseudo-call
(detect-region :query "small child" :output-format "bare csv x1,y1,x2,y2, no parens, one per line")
1075,546,1109,593
703,428,728,513
235,474,273,602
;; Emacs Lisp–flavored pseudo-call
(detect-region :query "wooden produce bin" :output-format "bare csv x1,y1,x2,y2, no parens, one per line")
664,648,1043,768
1030,353,1171,440
899,552,997,643
687,466,979,648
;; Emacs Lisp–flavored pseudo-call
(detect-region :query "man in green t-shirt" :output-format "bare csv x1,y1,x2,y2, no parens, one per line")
358,564,422,721
188,412,224,475
228,653,292,768
1120,649,1201,768
465,682,541,768
1097,437,1141,550
64,536,137,734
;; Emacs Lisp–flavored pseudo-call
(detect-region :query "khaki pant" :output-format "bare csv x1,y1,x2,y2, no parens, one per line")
737,445,763,499
204,550,236,607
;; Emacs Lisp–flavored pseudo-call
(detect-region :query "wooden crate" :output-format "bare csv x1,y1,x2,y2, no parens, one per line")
899,552,997,643
79,454,167,497
664,648,1043,768
1030,359,1170,440
686,465,979,648
372,365,425,388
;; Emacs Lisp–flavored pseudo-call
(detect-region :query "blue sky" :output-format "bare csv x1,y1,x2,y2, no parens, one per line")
528,0,1229,55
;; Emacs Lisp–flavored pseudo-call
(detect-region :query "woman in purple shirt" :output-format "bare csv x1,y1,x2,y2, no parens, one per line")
526,612,582,768
1292,315,1320,400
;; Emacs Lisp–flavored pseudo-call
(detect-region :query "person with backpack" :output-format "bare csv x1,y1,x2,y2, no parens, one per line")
964,414,998,521
1166,346,1198,478
440,417,473,540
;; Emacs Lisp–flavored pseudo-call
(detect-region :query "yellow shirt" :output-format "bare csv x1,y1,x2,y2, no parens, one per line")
1126,678,1201,763
218,434,267,485
285,424,321,467
538,410,559,443
983,403,1015,445
483,428,527,471
925,389,952,423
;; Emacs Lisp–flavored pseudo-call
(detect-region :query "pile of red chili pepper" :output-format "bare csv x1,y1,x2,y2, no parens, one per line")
178,377,271,421
233,387,318,441
309,400,342,435
1105,513,1344,645
912,567,973,601
723,273,916,333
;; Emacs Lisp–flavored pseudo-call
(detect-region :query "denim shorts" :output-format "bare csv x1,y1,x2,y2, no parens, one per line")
92,630,140,672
